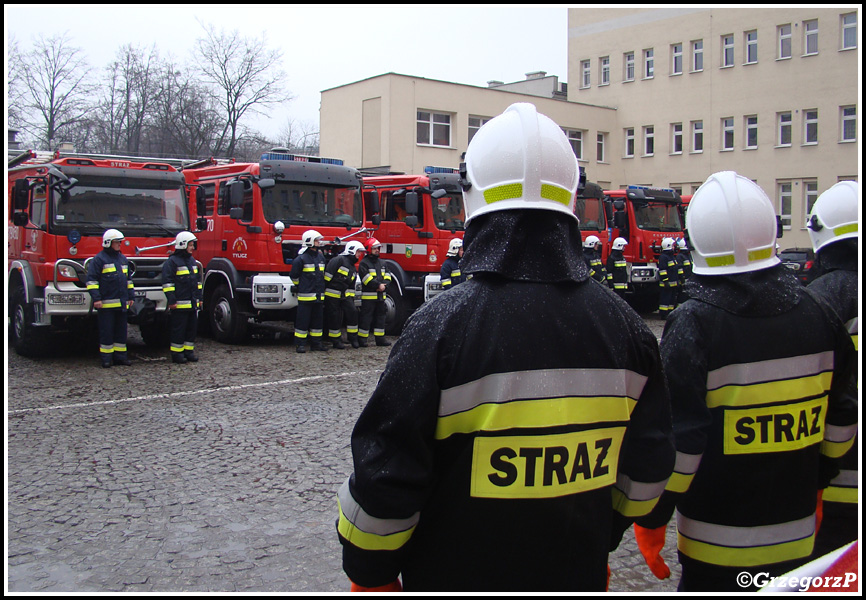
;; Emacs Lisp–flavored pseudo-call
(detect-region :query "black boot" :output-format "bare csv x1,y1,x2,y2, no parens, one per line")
311,340,329,352
114,356,132,366
332,338,346,349
350,335,360,349
172,353,188,364
101,358,112,369
358,337,368,347
184,351,199,363
296,344,307,354
375,337,392,347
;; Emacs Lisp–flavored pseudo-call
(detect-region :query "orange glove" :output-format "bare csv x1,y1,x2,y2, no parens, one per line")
606,564,611,591
634,524,671,579
815,489,824,535
350,579,402,592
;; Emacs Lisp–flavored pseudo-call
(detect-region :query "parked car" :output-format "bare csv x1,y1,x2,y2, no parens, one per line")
779,247,815,284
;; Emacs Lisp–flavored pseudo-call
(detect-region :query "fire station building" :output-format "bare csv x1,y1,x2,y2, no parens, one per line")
320,7,858,249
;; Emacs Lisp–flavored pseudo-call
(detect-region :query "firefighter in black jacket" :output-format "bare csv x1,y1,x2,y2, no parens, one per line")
357,237,392,347
87,229,134,368
325,241,364,349
606,237,629,298
162,232,202,364
657,237,678,318
583,235,606,283
633,171,857,592
675,238,692,305
291,230,328,353
439,238,465,289
806,181,859,559
337,103,675,592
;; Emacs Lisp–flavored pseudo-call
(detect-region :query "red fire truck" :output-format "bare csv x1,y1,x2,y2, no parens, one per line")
8,150,195,356
181,150,374,343
574,184,685,312
361,166,466,332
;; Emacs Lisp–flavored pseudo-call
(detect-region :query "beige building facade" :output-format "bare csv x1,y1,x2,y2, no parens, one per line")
320,7,858,249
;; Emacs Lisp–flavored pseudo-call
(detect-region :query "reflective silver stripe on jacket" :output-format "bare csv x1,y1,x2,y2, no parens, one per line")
706,351,834,390
337,479,419,536
677,512,815,547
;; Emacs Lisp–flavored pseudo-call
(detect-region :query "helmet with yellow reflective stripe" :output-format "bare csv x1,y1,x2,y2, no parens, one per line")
687,171,780,276
807,181,858,253
460,103,580,226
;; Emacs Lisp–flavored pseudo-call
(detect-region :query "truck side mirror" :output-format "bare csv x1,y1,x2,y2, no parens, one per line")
13,179,30,210
372,215,381,226
229,207,244,220
368,190,380,215
194,185,206,217
776,215,783,239
406,192,419,215
614,211,627,230
258,178,275,190
227,180,244,208
196,217,207,231
12,212,30,226
405,215,419,228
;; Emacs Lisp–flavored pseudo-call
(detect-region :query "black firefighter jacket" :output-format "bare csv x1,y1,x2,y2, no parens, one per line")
162,250,202,309
86,248,133,308
636,265,857,572
290,248,326,302
337,211,675,592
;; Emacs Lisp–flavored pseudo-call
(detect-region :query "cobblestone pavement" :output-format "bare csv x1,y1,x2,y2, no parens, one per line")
7,316,679,593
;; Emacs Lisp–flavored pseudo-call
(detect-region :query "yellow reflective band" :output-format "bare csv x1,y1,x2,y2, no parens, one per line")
435,396,636,440
705,254,736,268
706,372,832,409
336,499,416,551
540,184,572,206
87,283,99,290
823,485,858,504
748,247,774,262
483,183,523,204
851,334,858,351
102,265,117,273
176,267,190,275
362,273,375,285
303,265,316,272
163,285,176,292
678,531,813,567
612,487,661,517
666,471,695,493
470,427,625,499
101,300,122,309
723,396,826,455
834,223,858,236
338,267,349,275
821,435,855,458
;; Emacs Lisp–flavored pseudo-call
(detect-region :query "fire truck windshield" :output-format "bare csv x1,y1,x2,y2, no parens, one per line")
575,197,606,231
631,201,683,232
261,182,362,228
51,174,189,236
432,192,466,231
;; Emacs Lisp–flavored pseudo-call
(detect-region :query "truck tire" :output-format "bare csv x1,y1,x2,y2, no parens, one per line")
10,286,48,357
139,318,171,347
383,284,410,335
208,284,249,344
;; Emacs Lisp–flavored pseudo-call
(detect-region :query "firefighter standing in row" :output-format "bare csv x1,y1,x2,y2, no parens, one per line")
675,238,692,305
337,103,675,592
606,237,628,299
439,238,465,289
291,230,328,353
357,238,392,347
657,237,678,318
583,235,606,283
325,241,364,349
806,180,859,559
633,171,857,591
87,229,134,368
162,232,202,364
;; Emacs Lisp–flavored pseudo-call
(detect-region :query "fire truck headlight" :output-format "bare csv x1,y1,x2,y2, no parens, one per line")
58,265,78,279
256,284,281,294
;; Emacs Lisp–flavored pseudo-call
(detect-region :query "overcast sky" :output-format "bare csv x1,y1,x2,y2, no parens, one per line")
5,4,569,143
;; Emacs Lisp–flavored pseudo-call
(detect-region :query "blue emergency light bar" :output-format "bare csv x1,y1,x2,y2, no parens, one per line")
626,184,675,193
261,152,344,166
424,166,460,174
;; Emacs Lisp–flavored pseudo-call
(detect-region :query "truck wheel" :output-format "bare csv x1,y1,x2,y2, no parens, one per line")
139,318,170,347
10,286,47,357
383,286,410,335
209,284,249,344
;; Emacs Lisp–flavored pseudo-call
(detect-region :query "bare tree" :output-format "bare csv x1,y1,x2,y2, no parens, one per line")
194,21,293,158
276,118,320,155
17,32,96,150
7,35,28,132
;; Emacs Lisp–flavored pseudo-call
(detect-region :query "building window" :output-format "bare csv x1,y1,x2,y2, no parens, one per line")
417,111,451,146
745,115,759,149
744,31,758,64
581,60,591,88
722,117,735,150
672,43,683,75
692,39,704,71
804,20,819,55
804,181,819,224
468,116,491,144
840,106,856,141
600,56,610,85
671,123,683,154
842,12,857,49
625,128,635,158
597,132,606,163
722,34,735,67
778,182,793,229
778,112,793,146
643,126,654,156
804,109,818,144
644,48,654,78
778,24,792,59
691,121,703,152
564,129,584,160
624,52,635,81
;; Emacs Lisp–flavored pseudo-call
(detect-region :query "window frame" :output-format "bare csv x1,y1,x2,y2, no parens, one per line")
803,180,819,228
778,24,793,59
691,120,704,153
643,125,655,157
722,117,735,151
777,112,793,147
581,60,591,88
624,128,635,158
416,110,452,147
599,56,610,86
671,122,683,154
564,128,585,160
671,43,683,75
624,52,635,82
841,12,857,50
745,30,759,64
803,109,819,145
721,34,735,67
778,181,793,230
840,106,856,142
596,132,607,163
803,19,819,56
745,115,759,149
643,48,654,79
692,39,704,72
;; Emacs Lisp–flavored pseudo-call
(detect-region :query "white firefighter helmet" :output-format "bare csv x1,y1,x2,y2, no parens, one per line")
342,240,365,256
612,237,628,251
677,238,688,250
584,235,600,249
447,238,463,256
461,103,580,226
687,171,780,275
102,229,125,248
302,229,323,247
175,231,198,250
807,181,859,253
661,237,676,251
